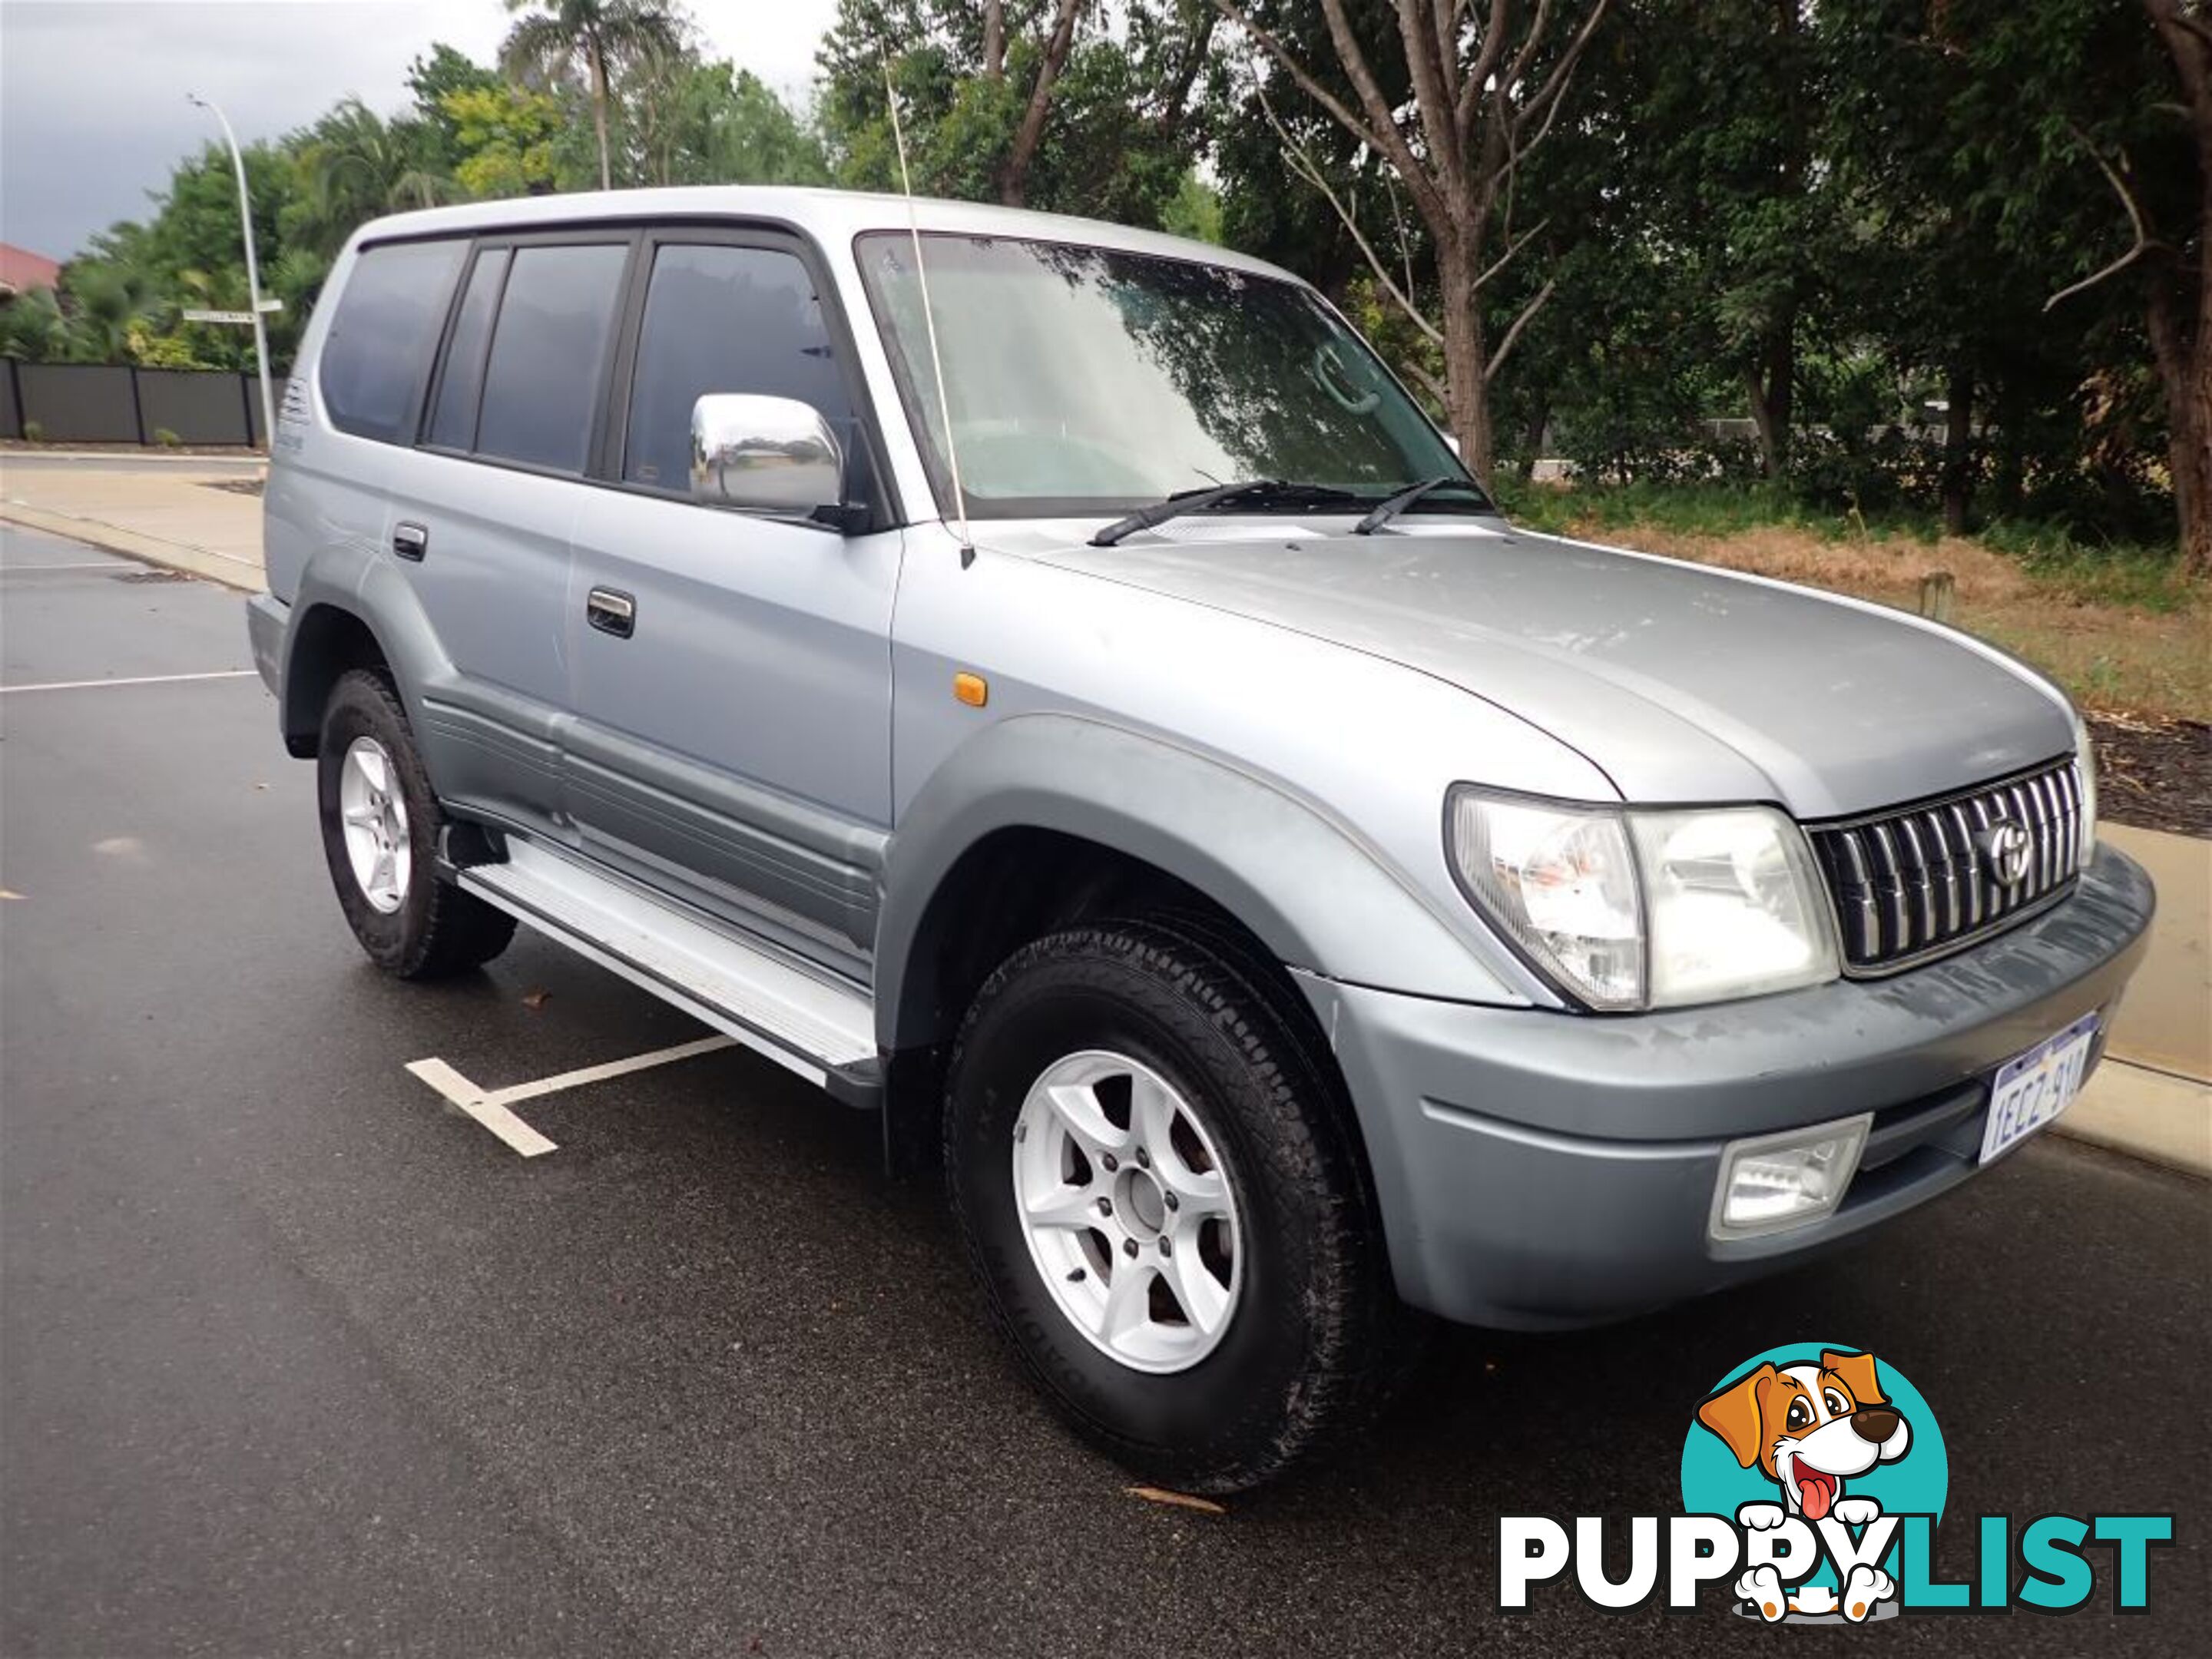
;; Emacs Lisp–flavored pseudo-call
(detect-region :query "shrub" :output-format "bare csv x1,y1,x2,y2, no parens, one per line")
21,419,44,443
152,427,182,448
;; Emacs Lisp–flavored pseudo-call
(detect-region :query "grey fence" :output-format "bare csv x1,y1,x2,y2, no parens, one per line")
1,360,282,446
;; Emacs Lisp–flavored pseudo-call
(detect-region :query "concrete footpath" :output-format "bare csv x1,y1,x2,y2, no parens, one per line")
2,455,2204,1176
0,452,266,591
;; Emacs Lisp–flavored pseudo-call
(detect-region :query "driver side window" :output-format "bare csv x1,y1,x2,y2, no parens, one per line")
622,242,865,499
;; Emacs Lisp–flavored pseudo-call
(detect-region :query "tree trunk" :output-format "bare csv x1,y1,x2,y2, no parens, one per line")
1743,326,1794,480
1992,376,2027,515
1523,396,1553,472
2173,388,2212,578
1439,243,1495,486
983,1,1006,79
1941,361,1975,536
2144,0,2211,574
590,45,612,191
1001,0,1084,208
2148,278,2212,577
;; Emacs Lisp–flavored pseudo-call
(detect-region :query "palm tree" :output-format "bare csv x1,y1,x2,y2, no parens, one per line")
499,0,685,191
295,99,454,256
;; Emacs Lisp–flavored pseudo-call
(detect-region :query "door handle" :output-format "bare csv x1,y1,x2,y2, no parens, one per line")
392,521,428,561
586,587,636,638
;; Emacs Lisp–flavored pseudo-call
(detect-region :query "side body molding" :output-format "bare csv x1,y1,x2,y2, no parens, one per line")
873,714,1528,1050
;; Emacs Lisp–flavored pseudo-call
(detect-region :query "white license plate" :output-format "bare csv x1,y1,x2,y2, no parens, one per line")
1979,1014,2100,1164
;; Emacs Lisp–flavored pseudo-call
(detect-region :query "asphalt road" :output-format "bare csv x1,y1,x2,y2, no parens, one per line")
2,523,2205,1657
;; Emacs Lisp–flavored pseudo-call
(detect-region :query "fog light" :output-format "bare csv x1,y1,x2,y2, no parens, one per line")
1709,1114,1871,1240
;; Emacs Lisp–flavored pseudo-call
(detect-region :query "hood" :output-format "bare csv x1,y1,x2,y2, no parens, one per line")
1015,518,2075,819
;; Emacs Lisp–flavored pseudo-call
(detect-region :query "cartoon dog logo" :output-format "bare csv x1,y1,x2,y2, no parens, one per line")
1696,1349,1912,1622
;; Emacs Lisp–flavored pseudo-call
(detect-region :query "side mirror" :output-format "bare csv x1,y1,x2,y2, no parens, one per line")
690,393,844,517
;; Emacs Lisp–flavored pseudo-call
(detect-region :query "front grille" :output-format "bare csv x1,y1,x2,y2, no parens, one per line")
1808,757,2085,974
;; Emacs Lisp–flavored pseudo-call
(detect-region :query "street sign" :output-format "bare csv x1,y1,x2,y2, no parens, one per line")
181,300,280,324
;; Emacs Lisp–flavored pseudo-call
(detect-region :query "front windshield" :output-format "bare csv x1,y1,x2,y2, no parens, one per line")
855,232,1478,519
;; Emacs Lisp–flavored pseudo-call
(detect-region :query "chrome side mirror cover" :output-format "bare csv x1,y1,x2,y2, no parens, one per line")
690,393,844,516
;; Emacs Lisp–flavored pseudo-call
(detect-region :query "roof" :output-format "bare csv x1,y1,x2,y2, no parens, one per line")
0,243,62,296
347,185,1300,286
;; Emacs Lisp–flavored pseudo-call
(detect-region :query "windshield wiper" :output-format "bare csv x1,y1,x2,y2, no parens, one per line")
1089,479,1360,547
1352,475,1492,535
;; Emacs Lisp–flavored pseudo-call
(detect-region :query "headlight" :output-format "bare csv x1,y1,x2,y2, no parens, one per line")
1446,794,1643,1008
1447,790,1839,1011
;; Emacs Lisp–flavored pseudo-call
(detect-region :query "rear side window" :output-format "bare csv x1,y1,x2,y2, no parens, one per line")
427,248,508,451
623,243,855,491
320,240,465,442
475,243,629,473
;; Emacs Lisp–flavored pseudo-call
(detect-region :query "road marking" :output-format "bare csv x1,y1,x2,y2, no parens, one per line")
405,1035,737,1157
406,1059,561,1158
0,669,258,694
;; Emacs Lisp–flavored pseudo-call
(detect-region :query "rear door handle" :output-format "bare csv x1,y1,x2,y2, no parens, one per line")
586,587,636,638
392,521,428,561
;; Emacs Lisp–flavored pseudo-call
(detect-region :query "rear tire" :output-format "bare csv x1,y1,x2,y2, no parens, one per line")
945,918,1409,1493
316,668,515,979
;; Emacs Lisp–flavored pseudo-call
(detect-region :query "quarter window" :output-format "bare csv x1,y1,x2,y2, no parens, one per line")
475,242,629,473
623,243,856,492
320,240,465,443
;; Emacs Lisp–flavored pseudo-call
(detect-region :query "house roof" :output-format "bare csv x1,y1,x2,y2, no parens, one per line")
0,243,63,296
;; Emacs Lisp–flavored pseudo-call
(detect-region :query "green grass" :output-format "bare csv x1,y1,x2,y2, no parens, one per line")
1972,521,2200,614
1493,480,2192,603
1492,478,1942,545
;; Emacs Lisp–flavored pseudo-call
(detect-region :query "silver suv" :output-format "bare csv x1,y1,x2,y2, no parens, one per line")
250,187,2154,1492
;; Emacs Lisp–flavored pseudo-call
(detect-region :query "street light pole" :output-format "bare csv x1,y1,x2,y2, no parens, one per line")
187,93,276,448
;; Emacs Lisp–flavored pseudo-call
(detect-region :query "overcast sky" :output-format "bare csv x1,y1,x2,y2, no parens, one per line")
0,0,840,260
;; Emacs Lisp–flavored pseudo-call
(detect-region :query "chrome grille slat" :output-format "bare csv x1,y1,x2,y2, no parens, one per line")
1869,821,1910,954
1809,758,2083,976
1944,803,1979,928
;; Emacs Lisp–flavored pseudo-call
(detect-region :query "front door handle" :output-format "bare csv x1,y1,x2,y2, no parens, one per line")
586,587,636,638
392,521,428,561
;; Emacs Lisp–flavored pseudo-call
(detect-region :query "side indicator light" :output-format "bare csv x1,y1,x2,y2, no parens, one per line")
952,671,988,707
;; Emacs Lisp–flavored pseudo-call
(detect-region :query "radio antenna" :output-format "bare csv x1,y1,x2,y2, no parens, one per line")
880,49,974,568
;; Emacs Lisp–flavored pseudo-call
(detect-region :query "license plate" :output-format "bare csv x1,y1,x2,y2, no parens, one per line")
1979,1013,2100,1164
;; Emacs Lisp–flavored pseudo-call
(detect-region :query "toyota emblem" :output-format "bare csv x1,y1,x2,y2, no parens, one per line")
1982,820,2032,887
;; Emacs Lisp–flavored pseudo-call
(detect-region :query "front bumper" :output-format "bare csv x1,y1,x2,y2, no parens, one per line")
1298,842,2155,1328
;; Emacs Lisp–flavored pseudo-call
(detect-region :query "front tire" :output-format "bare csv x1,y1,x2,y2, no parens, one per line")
945,919,1406,1493
316,669,515,979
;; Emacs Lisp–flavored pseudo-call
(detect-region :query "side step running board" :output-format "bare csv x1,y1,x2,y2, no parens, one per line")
459,838,880,1106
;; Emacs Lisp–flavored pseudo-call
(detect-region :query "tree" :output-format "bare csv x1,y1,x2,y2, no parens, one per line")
1216,1,1614,486
499,0,687,190
407,43,505,165
442,84,564,197
291,99,453,257
818,1,1211,224
2130,0,2210,572
1926,0,2204,566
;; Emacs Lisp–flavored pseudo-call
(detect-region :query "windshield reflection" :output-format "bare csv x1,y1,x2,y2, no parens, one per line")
856,233,1470,518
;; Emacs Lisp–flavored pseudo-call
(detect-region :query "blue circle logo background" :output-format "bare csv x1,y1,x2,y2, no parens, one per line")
1681,1342,1949,1527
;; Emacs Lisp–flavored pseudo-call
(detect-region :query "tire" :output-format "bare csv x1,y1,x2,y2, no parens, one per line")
944,918,1409,1493
316,668,515,979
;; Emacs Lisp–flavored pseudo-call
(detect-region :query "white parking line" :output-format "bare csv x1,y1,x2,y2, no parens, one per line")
405,1035,737,1157
0,669,259,694
406,1059,561,1158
